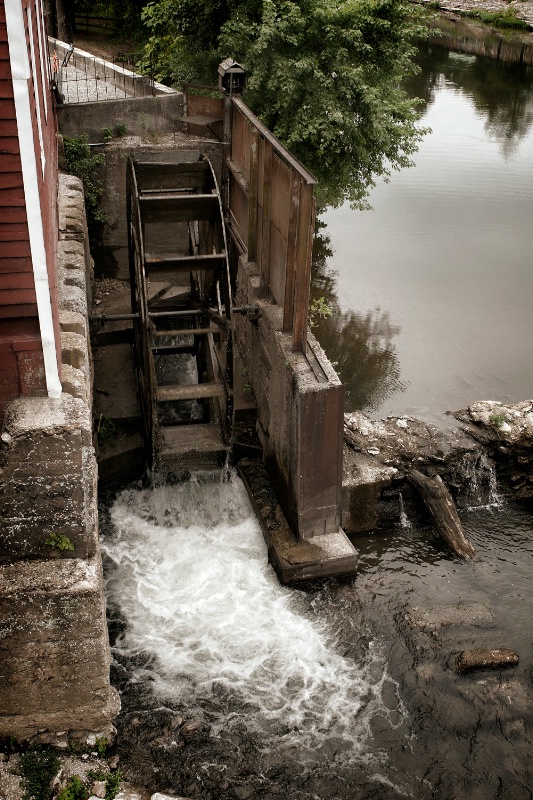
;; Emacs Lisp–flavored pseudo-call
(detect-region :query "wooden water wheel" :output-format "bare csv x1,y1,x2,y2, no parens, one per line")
126,153,234,471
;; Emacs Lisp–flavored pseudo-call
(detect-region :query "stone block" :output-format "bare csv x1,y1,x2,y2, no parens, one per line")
61,331,89,371
59,310,87,338
0,557,119,740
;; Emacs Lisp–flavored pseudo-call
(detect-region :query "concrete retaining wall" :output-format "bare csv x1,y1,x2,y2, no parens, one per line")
0,173,120,745
57,93,186,143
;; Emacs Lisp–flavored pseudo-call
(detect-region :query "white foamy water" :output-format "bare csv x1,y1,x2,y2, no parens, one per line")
101,471,401,762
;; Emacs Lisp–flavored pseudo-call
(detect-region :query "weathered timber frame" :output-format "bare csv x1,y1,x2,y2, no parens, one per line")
225,96,317,353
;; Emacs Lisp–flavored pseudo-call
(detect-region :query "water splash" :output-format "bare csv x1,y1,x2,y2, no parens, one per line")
101,471,403,765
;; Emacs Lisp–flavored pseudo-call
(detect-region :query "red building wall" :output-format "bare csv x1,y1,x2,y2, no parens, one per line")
0,0,60,418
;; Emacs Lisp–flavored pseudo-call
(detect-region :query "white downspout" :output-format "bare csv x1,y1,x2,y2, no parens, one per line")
5,0,62,399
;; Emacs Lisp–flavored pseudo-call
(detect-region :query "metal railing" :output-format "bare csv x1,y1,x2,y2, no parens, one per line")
48,39,156,103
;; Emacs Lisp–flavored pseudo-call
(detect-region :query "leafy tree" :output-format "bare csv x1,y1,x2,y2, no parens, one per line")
142,0,428,207
220,0,428,206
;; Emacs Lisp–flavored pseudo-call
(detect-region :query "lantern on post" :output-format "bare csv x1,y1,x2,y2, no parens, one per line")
218,58,247,95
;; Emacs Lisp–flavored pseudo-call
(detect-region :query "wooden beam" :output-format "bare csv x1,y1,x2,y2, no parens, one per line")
247,127,259,264
157,382,226,402
140,193,219,223
259,140,273,297
292,185,314,352
282,174,301,335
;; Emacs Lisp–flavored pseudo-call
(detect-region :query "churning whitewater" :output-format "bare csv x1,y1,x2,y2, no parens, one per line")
101,471,402,766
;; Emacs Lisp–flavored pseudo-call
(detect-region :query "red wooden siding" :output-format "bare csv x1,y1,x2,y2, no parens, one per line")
0,0,60,416
0,4,35,320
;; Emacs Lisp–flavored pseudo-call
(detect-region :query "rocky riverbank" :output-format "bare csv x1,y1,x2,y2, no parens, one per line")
342,400,533,536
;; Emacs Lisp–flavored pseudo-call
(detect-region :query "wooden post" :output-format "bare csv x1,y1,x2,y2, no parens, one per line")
282,174,301,336
260,139,273,297
247,127,259,265
292,186,314,352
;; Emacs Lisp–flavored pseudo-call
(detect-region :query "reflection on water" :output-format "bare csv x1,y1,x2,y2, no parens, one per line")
408,41,533,156
312,228,407,411
315,40,533,421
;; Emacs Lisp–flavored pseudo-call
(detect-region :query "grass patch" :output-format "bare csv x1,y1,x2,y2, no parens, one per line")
19,748,60,800
463,7,528,30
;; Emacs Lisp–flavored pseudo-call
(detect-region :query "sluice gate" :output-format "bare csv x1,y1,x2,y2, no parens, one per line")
127,153,234,470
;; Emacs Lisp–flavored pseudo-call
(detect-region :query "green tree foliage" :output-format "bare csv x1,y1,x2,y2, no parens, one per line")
62,134,106,225
221,0,427,206
142,0,428,206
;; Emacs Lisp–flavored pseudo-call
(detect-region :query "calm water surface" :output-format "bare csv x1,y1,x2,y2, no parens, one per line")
316,43,533,421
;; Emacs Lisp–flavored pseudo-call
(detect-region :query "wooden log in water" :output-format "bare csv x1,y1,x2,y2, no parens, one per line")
456,648,519,674
408,469,475,559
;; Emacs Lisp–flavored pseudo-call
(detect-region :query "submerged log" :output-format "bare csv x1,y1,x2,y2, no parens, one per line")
408,469,475,559
456,648,519,674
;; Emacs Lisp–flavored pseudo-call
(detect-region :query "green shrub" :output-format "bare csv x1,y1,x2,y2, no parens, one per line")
86,767,121,800
19,748,60,800
57,775,88,800
63,135,106,225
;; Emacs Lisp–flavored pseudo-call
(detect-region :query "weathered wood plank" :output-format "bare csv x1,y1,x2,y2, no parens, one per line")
0,272,35,291
140,193,219,223
156,382,225,402
160,423,226,454
152,326,220,338
145,252,226,271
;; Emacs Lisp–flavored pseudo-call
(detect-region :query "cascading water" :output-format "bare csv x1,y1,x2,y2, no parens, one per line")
456,452,500,511
101,471,408,796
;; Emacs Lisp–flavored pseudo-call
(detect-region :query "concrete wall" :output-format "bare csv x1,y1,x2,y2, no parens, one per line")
0,173,119,745
57,93,186,142
235,258,345,539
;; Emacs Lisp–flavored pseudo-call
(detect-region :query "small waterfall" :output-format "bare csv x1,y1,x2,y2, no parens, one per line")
101,471,404,768
457,452,500,511
397,490,412,529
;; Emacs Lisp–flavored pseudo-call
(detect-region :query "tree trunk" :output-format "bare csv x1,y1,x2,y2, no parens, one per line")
408,469,475,559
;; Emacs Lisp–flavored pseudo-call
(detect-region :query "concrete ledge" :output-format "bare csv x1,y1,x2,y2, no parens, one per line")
238,458,358,584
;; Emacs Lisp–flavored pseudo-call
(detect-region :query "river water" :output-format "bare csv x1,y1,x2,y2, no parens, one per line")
101,37,533,800
314,40,533,423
